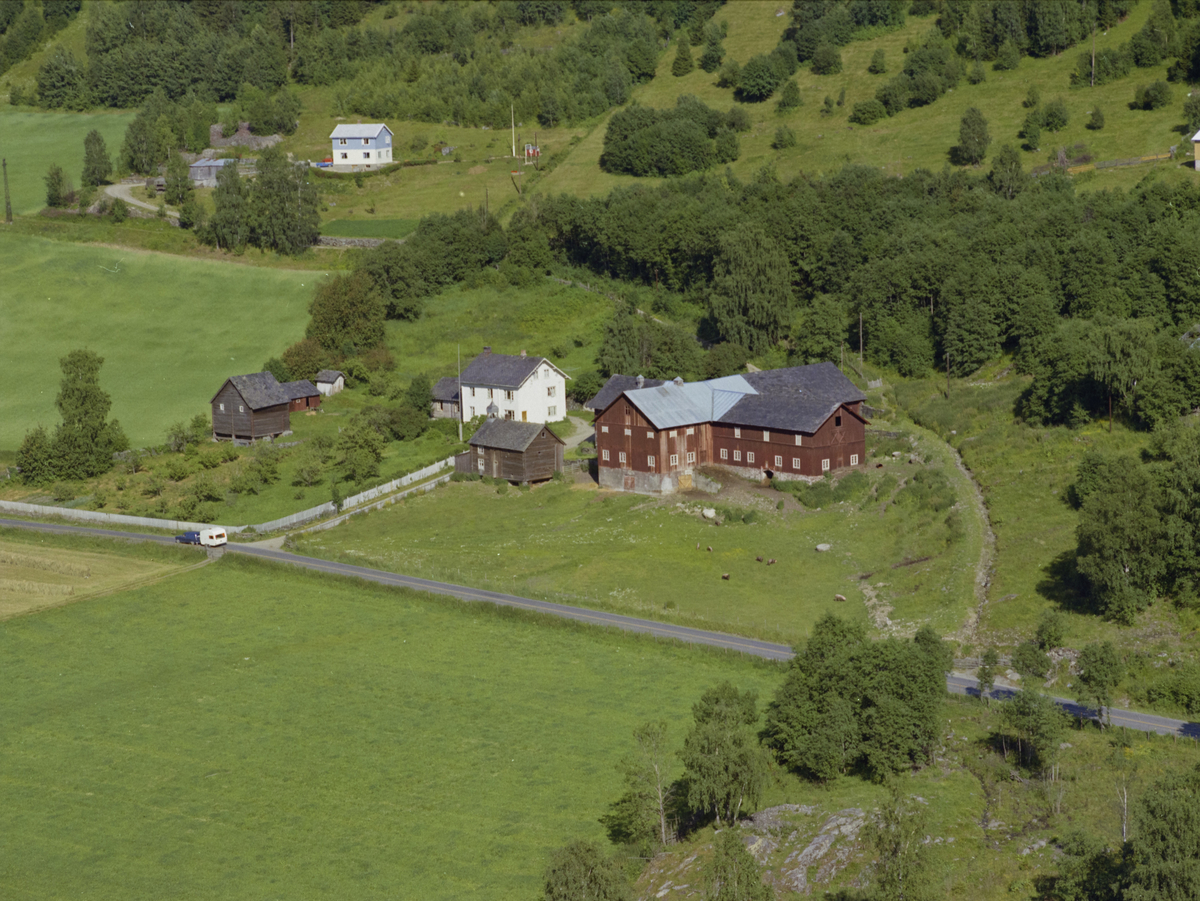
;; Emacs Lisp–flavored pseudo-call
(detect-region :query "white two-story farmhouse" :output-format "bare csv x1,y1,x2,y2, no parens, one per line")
453,347,568,425
329,124,393,171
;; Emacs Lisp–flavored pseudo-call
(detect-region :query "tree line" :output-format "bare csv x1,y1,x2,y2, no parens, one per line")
0,0,78,81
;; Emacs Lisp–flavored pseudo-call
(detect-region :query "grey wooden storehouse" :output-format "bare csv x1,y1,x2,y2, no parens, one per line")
189,157,237,187
211,372,292,442
456,415,564,483
431,376,461,419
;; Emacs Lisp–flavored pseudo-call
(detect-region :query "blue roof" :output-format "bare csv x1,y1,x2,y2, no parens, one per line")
188,158,236,170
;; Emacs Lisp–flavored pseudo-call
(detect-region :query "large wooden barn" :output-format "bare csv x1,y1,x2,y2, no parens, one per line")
589,363,867,495
456,414,564,484
210,372,292,442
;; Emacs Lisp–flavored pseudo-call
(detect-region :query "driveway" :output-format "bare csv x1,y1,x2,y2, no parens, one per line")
104,182,179,219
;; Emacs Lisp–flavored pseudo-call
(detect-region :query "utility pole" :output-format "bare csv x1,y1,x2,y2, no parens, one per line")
2,158,11,224
946,349,951,399
457,344,463,442
859,312,863,371
511,104,516,159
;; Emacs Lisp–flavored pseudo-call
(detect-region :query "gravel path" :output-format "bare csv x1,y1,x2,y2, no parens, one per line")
104,183,179,219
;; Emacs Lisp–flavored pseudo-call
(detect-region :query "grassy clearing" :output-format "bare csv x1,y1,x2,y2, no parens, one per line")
318,217,418,239
0,553,781,900
0,529,196,619
291,416,981,646
0,109,136,214
0,234,311,452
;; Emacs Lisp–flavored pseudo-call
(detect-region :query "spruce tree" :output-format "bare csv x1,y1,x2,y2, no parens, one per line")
672,37,694,77
776,79,802,112
81,130,112,187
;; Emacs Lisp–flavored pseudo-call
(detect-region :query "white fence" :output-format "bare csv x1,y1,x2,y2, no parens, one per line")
0,457,455,536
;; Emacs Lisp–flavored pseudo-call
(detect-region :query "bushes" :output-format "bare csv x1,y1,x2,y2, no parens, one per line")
1132,81,1172,111
849,99,887,125
601,96,746,177
771,125,796,150
810,44,842,76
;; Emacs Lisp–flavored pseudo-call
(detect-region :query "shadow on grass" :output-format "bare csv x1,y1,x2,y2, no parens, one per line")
1036,549,1095,615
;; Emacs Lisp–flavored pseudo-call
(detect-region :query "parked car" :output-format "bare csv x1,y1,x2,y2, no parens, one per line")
174,528,227,547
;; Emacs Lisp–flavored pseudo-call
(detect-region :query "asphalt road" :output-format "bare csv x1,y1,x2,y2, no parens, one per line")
4,517,1197,739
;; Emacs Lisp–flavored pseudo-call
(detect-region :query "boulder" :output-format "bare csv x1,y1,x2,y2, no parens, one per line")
816,543,832,552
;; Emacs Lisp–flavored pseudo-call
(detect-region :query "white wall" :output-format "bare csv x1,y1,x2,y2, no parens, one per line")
460,361,566,424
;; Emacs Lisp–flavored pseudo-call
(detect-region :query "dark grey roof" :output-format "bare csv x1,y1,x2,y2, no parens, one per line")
280,379,319,400
213,372,290,409
469,418,564,452
460,352,561,390
585,375,667,411
432,376,460,403
315,369,344,383
718,363,867,432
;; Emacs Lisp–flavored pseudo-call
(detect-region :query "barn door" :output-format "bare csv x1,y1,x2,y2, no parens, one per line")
623,475,634,491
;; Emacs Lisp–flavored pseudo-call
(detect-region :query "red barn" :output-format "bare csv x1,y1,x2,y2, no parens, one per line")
590,363,867,494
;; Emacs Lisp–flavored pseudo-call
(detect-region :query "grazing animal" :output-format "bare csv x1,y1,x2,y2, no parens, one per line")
721,573,730,580
707,546,712,552
756,556,763,563
835,593,847,602
696,542,700,549
876,463,883,468
767,559,776,565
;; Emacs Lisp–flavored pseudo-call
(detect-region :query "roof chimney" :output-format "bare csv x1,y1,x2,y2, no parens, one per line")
482,346,491,354
636,375,644,388
673,376,684,386
520,349,526,357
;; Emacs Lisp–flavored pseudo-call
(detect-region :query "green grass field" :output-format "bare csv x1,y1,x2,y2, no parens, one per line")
318,217,418,239
0,108,136,214
0,234,311,452
0,550,781,900
290,420,982,646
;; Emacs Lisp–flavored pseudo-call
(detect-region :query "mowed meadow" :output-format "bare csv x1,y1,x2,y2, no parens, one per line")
0,234,312,452
0,550,780,900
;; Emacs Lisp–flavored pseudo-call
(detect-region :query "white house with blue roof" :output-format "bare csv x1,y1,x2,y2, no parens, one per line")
329,123,393,171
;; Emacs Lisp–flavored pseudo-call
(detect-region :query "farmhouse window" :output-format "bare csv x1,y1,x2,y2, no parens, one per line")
505,390,515,401
734,427,741,438
793,458,801,470
544,368,550,378
670,454,679,467
601,425,609,433
363,152,370,159
795,434,802,446
362,138,369,145
775,456,782,467
835,415,842,427
763,431,770,442
239,405,244,413
747,452,755,464
720,448,728,460
733,450,741,462
648,455,655,468
470,406,476,417
477,446,484,455
851,454,859,466
487,389,493,399
478,459,484,472
686,427,694,435
822,458,831,471
471,387,476,397
219,403,224,411
619,452,626,464
548,406,556,417
340,152,347,159
624,428,632,436
686,452,695,464
646,431,654,439
602,449,610,461
339,138,347,145
547,386,555,397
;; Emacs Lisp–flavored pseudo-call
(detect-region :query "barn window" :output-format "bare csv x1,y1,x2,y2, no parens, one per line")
835,415,842,427
793,458,801,470
822,458,831,471
763,431,770,442
733,450,741,462
625,405,631,416
602,449,610,461
775,456,782,467
239,405,244,413
648,455,655,468
646,431,654,439
686,427,694,435
601,425,608,433
547,386,555,397
720,448,728,460
734,427,741,438
477,446,484,455
477,458,484,471
795,434,802,446
624,428,631,436
851,454,859,466
686,452,695,464
747,452,755,464
670,454,678,467
669,430,677,438
548,406,556,417
219,403,224,411
618,451,626,464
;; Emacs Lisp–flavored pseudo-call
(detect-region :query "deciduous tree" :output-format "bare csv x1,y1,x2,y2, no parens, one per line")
680,683,769,825
543,840,631,901
305,271,386,356
957,106,990,165
1076,641,1125,727
81,129,112,188
709,227,792,354
703,829,772,901
864,781,934,901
